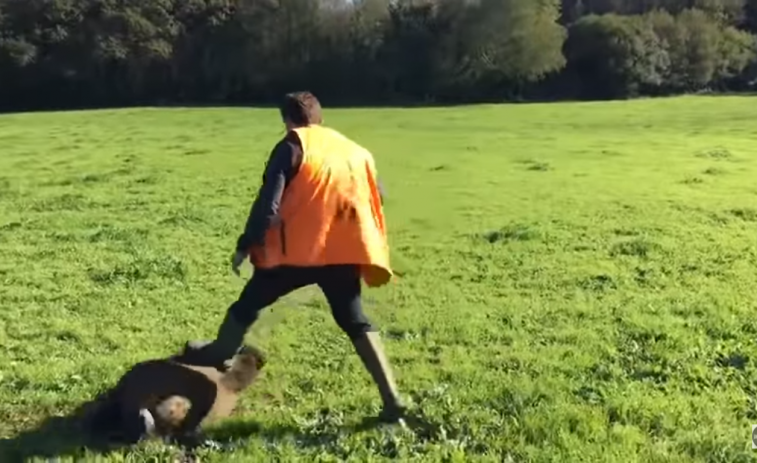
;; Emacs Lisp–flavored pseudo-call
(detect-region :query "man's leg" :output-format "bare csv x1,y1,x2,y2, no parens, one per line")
317,265,407,423
180,267,313,368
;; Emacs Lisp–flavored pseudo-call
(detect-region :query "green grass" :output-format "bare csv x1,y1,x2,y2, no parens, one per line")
1,95,757,462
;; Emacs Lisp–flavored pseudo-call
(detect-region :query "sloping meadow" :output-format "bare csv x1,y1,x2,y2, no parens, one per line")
0,96,756,461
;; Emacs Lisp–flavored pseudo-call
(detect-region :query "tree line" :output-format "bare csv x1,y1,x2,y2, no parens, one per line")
0,0,755,111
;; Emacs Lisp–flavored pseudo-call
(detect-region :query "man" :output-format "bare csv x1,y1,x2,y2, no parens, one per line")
179,91,407,423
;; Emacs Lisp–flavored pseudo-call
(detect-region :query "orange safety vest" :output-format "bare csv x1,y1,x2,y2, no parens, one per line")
249,124,393,287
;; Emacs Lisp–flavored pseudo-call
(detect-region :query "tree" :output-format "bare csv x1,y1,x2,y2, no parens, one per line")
0,0,754,110
744,0,757,30
564,14,669,99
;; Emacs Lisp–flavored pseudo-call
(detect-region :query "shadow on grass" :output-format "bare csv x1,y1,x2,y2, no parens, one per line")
1,399,433,460
352,412,438,441
205,410,435,451
0,402,128,462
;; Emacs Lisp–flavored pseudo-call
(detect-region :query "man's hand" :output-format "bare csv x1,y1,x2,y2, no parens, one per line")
231,250,247,276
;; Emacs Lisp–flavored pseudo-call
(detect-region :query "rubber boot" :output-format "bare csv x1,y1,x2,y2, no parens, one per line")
179,311,248,370
351,331,408,423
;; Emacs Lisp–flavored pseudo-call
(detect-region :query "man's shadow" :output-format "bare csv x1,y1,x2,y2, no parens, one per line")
0,396,130,462
1,365,433,462
203,409,436,452
0,403,434,462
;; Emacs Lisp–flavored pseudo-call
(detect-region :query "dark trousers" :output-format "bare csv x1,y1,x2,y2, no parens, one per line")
228,264,375,339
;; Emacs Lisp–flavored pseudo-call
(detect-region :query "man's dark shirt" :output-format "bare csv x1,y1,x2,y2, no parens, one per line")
236,131,385,253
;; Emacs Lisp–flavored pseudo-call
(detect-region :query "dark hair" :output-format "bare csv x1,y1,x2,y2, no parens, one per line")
279,91,323,126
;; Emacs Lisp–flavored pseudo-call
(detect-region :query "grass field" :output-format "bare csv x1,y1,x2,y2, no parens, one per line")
1,95,757,462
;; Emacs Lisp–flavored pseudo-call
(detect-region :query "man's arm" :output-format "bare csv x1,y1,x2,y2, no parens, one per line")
236,133,302,253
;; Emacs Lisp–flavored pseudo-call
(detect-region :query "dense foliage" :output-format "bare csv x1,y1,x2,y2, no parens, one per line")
0,0,755,110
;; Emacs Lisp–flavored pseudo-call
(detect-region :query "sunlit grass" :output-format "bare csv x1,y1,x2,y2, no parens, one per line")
1,96,756,461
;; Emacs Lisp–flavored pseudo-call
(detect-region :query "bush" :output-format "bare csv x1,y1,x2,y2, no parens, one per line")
564,14,669,99
564,8,757,98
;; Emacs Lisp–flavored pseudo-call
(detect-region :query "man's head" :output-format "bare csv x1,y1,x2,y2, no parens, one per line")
279,91,323,130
